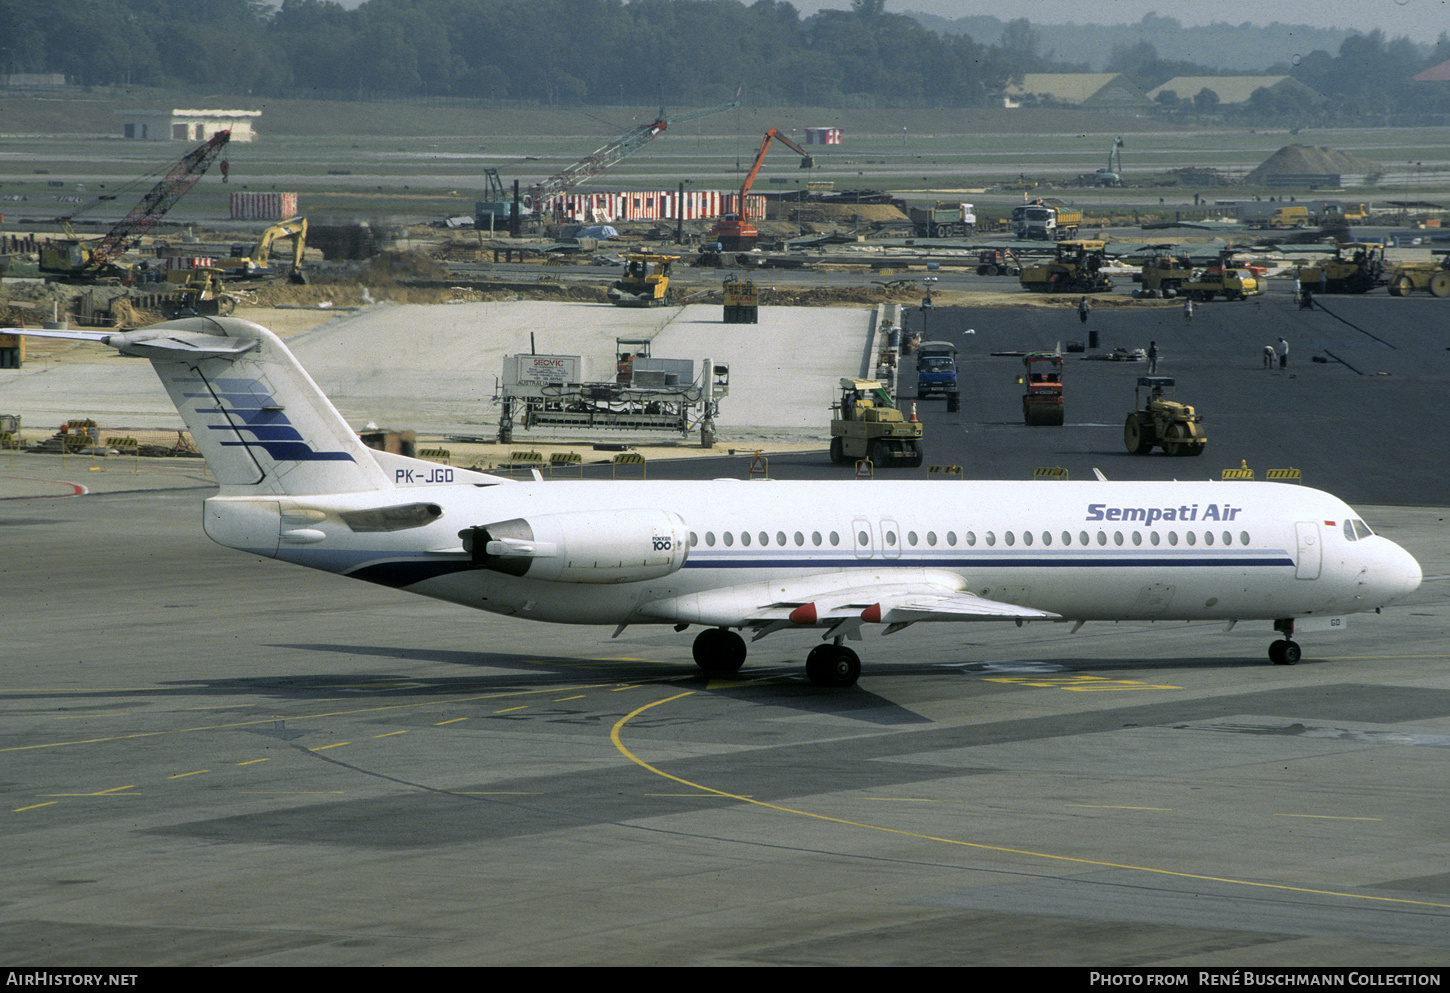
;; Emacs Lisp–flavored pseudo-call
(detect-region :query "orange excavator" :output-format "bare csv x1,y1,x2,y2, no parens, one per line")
708,128,813,251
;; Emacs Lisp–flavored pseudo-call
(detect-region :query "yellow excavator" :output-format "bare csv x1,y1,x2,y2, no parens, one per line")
215,217,308,283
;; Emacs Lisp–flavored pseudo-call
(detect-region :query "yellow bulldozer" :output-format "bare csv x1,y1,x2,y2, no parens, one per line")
607,253,678,307
1124,377,1205,456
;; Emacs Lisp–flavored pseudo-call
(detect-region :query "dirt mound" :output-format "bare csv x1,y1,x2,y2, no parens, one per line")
1246,144,1380,183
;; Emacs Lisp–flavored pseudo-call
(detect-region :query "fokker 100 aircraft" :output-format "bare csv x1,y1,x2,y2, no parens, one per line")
7,318,1423,687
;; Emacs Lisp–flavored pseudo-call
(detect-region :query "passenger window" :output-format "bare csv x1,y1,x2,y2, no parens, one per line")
1186,531,1197,546
858,530,869,546
812,531,822,546
760,531,769,546
1096,531,1107,546
723,532,733,547
794,531,804,546
741,532,751,546
830,532,840,546
1062,531,1072,545
1168,532,1178,546
985,531,996,547
1222,531,1232,546
885,530,897,546
965,531,976,546
1240,531,1250,545
1132,531,1142,546
1079,531,1089,545
1204,531,1214,545
927,531,937,546
1005,531,1015,546
907,531,918,546
776,531,786,546
1150,532,1160,546
1113,531,1124,546
705,531,715,547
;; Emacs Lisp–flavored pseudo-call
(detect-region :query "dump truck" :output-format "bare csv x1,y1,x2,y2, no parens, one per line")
1124,377,1206,456
1387,251,1450,298
830,379,923,468
1019,240,1113,293
1296,242,1387,295
722,277,759,322
1012,198,1083,240
608,253,678,306
1021,352,1064,426
915,340,958,399
910,202,976,238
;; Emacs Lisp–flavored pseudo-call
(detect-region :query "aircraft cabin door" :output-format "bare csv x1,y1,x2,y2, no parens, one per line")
1295,522,1322,580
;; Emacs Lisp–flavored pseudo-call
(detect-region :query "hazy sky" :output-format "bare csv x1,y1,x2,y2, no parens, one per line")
795,0,1448,44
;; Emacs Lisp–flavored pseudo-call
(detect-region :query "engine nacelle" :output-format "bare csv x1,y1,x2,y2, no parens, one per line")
459,509,689,584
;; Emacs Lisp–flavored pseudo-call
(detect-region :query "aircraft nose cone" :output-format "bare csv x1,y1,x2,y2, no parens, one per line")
1381,541,1422,602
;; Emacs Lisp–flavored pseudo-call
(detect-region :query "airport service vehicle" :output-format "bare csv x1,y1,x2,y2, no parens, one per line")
1022,352,1065,426
1012,198,1083,240
829,378,924,470
1387,251,1450,298
1124,377,1206,456
1296,243,1387,295
3,319,1422,684
915,341,957,399
608,253,678,306
1019,241,1113,294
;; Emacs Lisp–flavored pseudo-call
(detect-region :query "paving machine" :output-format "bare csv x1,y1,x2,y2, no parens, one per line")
830,379,923,468
1124,376,1206,456
1296,242,1387,295
1019,240,1113,293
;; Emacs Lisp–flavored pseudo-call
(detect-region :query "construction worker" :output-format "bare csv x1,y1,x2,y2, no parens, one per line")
1183,297,1193,324
1277,336,1289,369
1263,344,1276,369
1077,296,1090,324
1147,341,1158,374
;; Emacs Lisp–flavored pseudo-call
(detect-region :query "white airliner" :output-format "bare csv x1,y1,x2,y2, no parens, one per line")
6,318,1423,687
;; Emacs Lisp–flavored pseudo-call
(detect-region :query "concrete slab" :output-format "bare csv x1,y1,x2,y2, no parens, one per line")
0,302,875,447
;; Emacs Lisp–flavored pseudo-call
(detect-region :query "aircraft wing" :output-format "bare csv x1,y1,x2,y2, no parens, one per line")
640,569,1057,639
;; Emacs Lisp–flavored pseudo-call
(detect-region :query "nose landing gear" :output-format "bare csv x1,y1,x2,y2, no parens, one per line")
1270,619,1302,665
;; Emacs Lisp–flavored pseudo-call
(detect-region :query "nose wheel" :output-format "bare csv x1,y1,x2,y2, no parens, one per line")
1269,619,1300,665
1268,640,1302,665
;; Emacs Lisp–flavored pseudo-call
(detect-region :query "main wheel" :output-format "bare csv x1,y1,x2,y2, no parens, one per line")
806,644,861,688
1124,413,1153,454
1430,271,1450,298
1390,275,1412,297
870,440,890,467
829,436,846,465
692,628,746,674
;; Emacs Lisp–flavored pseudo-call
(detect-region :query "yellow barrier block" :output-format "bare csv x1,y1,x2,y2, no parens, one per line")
927,464,963,477
1265,468,1302,483
418,448,452,465
1034,466,1069,480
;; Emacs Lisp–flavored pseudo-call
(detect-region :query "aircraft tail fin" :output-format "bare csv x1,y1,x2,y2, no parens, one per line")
9,318,393,495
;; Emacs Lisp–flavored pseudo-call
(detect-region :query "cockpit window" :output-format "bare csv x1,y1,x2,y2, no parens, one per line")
1342,519,1374,542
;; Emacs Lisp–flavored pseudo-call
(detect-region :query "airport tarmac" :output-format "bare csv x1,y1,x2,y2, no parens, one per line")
2,297,1449,967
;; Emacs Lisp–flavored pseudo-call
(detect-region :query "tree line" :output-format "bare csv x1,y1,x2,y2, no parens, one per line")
1,0,1447,123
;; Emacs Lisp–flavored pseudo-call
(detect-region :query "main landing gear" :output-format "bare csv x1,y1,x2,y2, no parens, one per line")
1269,618,1302,666
691,628,861,688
